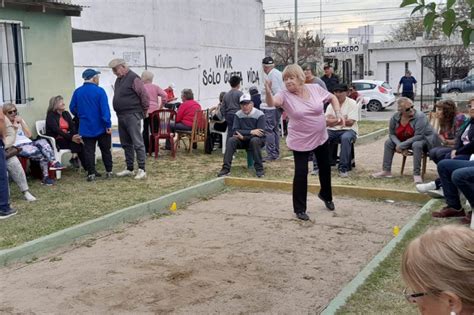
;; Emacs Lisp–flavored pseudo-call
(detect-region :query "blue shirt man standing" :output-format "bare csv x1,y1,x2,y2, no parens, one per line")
397,70,417,101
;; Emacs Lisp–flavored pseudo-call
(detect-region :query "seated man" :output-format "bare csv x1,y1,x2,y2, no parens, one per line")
431,159,473,225
217,94,265,178
325,84,360,177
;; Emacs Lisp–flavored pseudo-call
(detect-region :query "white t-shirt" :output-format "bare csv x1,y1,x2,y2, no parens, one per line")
326,97,360,134
261,68,284,110
14,122,32,146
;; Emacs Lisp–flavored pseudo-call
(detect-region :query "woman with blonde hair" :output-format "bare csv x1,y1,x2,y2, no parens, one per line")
402,225,474,314
265,64,343,221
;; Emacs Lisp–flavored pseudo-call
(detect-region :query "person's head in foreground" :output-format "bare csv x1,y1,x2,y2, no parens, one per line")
282,64,305,93
397,97,415,118
239,94,254,115
401,224,474,315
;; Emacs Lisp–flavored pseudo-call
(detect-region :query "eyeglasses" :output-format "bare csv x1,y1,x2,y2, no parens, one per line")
7,110,18,115
403,288,431,304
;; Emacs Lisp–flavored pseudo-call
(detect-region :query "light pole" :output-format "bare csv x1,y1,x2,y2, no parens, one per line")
294,0,298,64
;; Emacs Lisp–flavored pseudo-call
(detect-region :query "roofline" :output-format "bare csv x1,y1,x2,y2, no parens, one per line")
1,0,83,17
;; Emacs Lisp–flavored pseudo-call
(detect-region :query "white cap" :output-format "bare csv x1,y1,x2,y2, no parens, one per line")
239,93,252,104
169,83,176,89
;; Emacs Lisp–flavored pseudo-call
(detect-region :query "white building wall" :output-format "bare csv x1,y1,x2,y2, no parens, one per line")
72,0,264,124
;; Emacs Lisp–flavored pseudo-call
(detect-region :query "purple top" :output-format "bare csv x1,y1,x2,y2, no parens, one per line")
275,84,332,151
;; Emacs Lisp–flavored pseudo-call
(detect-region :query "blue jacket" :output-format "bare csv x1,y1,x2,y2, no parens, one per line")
70,82,112,137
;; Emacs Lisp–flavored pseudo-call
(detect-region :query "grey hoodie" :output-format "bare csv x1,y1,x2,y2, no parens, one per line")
388,110,437,150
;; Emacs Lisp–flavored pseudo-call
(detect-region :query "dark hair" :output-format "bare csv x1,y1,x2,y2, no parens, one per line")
323,65,331,70
219,91,226,103
181,88,194,100
435,100,457,131
229,75,241,88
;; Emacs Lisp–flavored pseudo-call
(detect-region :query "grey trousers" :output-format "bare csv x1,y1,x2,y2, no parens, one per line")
7,156,29,192
383,138,427,176
118,112,146,171
263,108,280,159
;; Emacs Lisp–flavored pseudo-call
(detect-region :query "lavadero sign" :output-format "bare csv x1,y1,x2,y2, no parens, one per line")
325,44,362,56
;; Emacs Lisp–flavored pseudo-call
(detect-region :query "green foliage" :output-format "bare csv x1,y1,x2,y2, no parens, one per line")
400,0,473,46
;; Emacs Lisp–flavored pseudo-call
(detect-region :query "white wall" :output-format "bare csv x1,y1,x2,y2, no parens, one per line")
71,0,265,124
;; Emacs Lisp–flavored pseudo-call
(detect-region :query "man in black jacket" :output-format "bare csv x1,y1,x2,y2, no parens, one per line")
217,94,265,178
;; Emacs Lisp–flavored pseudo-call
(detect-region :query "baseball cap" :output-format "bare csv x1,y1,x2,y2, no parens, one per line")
262,56,274,65
249,86,259,95
333,83,349,92
239,93,252,104
82,68,101,80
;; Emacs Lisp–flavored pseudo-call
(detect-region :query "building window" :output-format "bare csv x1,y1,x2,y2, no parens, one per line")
0,22,27,105
385,63,390,83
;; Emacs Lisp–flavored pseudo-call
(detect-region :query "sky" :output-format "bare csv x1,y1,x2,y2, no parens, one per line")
262,0,418,45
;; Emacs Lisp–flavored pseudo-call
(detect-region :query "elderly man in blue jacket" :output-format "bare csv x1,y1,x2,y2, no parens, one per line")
70,68,113,182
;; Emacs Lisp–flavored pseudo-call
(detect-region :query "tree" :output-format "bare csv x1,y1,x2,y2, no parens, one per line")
266,20,325,66
400,0,473,46
424,44,471,80
389,16,441,41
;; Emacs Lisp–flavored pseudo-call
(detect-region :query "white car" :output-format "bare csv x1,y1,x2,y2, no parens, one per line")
352,80,396,111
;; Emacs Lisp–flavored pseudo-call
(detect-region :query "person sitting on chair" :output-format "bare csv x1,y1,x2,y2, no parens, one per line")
165,89,201,150
325,84,359,177
46,95,85,169
217,94,265,178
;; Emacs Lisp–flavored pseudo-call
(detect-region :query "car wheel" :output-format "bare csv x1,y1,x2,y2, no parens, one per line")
367,100,382,112
447,88,461,94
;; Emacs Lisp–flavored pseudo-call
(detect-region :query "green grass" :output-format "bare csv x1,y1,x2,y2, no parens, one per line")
358,120,387,136
335,201,450,314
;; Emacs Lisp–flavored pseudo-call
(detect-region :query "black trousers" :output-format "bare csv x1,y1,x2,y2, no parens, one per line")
292,140,332,214
82,133,113,175
222,136,264,172
56,138,86,168
402,91,414,101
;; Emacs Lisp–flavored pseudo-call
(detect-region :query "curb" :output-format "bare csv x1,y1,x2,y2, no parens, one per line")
224,177,430,203
320,198,438,315
0,178,225,266
355,128,388,146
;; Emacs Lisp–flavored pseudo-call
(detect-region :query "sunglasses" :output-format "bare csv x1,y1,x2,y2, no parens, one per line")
402,106,414,113
403,288,432,304
7,109,18,115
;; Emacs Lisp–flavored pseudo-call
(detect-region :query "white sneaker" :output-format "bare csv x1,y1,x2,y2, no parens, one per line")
116,169,134,177
23,191,37,202
416,181,437,193
426,188,444,199
134,169,147,180
339,171,349,178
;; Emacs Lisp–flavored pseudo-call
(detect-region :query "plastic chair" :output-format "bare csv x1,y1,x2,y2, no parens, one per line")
176,109,209,153
148,109,176,159
36,120,70,179
209,121,227,154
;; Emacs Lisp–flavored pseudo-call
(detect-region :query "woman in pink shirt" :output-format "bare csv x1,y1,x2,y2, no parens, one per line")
141,70,168,153
265,64,343,221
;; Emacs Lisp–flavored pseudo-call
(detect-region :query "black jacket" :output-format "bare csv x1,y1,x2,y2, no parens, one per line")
454,119,474,156
45,111,77,142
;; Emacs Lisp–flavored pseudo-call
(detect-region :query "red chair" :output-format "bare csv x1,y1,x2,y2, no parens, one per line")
149,109,176,159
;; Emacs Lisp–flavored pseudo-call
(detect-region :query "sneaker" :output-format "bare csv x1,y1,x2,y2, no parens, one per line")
460,211,472,225
371,171,393,179
0,208,17,220
94,172,102,178
318,193,335,211
426,188,444,199
87,174,96,182
413,175,423,184
296,212,310,221
116,169,134,177
105,172,113,179
217,168,231,177
42,176,55,186
416,181,437,193
49,161,65,170
23,191,37,202
69,157,80,169
339,170,349,178
256,170,265,178
134,169,147,180
432,207,465,218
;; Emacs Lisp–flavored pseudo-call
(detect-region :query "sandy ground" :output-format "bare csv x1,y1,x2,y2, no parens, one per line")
1,191,420,314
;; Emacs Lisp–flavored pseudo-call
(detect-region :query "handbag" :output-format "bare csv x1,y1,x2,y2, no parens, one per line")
5,146,22,159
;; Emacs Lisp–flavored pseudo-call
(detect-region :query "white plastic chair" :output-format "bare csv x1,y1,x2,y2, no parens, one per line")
209,121,227,154
36,120,70,179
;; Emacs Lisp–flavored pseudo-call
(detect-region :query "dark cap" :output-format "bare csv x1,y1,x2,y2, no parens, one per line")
249,86,259,95
333,83,349,92
262,56,274,65
82,68,101,80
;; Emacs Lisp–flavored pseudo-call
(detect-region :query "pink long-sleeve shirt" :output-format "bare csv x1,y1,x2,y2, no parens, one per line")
144,83,168,114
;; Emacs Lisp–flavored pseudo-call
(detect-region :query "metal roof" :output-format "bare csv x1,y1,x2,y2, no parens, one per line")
1,0,83,16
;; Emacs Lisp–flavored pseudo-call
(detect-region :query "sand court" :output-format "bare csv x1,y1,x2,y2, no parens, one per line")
0,190,421,314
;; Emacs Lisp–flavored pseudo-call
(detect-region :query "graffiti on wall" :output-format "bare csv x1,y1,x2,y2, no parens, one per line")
202,54,260,86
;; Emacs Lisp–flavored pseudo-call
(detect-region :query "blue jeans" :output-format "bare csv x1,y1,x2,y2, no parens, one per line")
328,129,357,172
438,159,474,210
0,140,12,211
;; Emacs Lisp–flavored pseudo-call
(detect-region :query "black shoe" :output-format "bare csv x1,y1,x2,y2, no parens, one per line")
318,193,335,211
69,157,80,169
94,171,102,177
217,168,230,177
296,212,309,221
256,170,265,178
